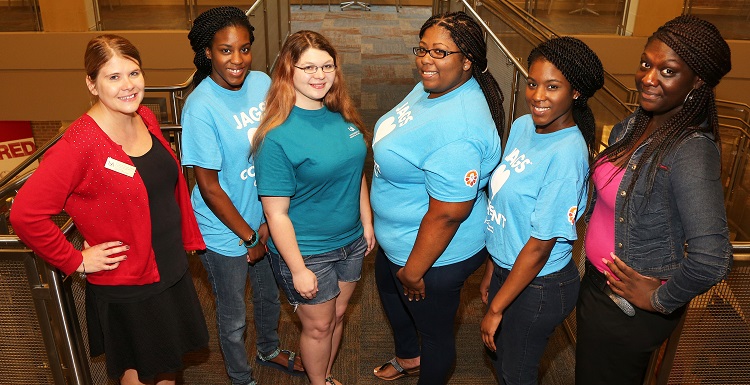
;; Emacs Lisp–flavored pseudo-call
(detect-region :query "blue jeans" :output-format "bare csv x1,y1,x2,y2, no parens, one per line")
488,258,580,385
375,247,487,385
270,235,366,306
200,249,282,385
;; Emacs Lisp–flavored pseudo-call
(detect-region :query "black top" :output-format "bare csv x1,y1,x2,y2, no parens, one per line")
89,133,188,302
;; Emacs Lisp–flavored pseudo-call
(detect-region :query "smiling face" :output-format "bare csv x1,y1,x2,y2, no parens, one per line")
525,58,579,133
206,25,252,91
293,47,335,110
417,25,472,99
635,38,703,125
86,54,144,116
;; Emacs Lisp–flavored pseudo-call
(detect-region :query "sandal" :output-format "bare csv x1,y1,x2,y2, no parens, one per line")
373,357,420,381
255,349,305,377
325,376,342,385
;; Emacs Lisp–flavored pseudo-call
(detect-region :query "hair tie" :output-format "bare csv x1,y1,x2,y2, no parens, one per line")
482,66,489,74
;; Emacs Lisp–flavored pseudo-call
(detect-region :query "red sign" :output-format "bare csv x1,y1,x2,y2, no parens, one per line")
0,121,38,178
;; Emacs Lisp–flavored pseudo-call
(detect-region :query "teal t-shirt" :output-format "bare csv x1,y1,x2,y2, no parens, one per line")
485,114,588,276
255,106,366,255
180,72,270,257
370,78,501,267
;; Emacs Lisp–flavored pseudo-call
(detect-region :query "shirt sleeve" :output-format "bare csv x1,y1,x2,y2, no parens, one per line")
530,150,588,242
422,139,483,202
10,139,85,275
181,108,223,171
651,135,732,314
255,137,296,197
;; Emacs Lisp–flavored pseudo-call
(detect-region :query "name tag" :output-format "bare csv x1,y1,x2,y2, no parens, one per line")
104,157,136,177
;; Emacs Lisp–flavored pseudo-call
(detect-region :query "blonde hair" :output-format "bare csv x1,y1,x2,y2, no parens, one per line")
252,30,367,154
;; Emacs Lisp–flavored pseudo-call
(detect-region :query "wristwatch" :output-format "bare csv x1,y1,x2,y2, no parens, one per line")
240,230,259,249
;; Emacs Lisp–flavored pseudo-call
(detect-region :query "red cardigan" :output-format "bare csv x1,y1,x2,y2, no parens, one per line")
11,106,205,285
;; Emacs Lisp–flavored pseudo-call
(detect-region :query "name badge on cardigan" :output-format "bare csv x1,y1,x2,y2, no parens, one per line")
105,157,136,177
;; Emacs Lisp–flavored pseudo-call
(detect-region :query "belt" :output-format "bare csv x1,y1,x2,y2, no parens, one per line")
585,262,636,317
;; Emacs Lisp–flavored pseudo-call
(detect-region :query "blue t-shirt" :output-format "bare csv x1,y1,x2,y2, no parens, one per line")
180,72,270,257
370,78,501,267
255,106,366,255
485,114,588,276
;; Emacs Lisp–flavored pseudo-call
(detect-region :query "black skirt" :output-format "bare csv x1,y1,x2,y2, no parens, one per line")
86,270,209,380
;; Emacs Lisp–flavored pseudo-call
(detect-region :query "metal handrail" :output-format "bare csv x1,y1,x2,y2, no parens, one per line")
459,0,528,77
716,99,750,123
247,0,263,15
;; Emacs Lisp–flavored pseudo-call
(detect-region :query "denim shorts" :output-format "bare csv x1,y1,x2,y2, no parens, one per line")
269,235,366,306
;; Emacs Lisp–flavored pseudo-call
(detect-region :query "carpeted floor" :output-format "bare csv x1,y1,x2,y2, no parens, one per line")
176,5,576,385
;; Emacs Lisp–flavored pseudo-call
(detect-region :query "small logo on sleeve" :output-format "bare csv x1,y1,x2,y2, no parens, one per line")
464,170,478,187
567,206,578,225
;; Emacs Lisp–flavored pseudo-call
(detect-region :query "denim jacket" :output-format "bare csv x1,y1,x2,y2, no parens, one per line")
588,113,732,314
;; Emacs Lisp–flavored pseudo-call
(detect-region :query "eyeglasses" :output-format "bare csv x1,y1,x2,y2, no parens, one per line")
294,64,337,74
412,47,461,59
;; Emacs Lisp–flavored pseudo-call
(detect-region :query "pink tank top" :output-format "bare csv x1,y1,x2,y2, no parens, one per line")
585,160,625,276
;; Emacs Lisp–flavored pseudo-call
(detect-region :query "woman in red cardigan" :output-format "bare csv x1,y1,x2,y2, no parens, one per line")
11,34,208,385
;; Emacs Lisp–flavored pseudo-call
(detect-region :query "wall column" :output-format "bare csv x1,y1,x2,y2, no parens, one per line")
38,0,96,32
623,0,683,37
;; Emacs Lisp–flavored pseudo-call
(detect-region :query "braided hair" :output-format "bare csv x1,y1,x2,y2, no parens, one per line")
528,36,604,160
420,11,505,138
187,6,255,86
594,15,732,200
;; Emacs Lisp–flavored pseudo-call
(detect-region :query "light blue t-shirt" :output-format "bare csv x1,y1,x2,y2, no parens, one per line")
370,78,501,267
180,72,270,257
485,114,588,276
255,106,366,255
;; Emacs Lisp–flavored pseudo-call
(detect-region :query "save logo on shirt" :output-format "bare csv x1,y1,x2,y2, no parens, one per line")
464,170,478,187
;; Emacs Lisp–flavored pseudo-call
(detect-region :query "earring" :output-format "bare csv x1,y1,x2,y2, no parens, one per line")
683,88,696,105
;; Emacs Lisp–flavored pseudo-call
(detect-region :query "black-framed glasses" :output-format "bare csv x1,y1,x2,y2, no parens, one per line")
294,64,337,74
412,47,461,59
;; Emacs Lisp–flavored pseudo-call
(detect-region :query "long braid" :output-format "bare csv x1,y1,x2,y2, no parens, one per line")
594,15,731,202
528,36,605,161
420,12,505,138
187,6,255,86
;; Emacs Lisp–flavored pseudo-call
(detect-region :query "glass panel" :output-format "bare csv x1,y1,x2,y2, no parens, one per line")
0,0,41,31
520,0,628,35
96,0,257,31
97,0,192,30
686,0,750,40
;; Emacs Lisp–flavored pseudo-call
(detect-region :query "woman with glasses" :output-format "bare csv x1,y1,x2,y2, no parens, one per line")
181,7,304,385
479,36,604,385
370,11,503,385
252,30,375,385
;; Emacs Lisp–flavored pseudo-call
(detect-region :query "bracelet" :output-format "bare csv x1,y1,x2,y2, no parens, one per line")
81,261,87,279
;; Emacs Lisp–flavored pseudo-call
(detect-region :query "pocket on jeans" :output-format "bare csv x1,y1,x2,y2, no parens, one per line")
558,274,581,316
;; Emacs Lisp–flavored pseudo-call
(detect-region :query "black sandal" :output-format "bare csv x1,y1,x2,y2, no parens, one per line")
373,357,420,381
255,349,305,377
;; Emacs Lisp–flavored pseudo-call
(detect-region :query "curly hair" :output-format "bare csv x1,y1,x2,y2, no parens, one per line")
594,15,732,200
420,11,505,138
187,6,255,86
528,36,605,160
